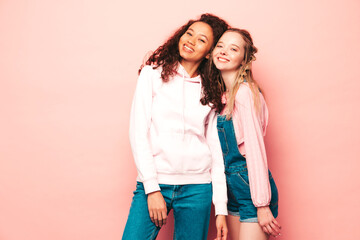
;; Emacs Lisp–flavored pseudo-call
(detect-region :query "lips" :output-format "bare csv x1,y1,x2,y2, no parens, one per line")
217,56,230,62
183,44,194,53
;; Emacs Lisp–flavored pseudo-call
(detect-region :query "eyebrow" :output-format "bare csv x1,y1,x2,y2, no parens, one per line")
188,27,209,41
231,44,241,49
217,41,241,49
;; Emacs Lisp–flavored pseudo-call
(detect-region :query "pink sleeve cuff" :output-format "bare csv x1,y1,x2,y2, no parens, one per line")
254,202,270,208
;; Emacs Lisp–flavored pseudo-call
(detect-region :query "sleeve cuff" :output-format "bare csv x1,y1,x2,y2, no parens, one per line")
143,179,160,194
254,202,270,208
214,203,228,216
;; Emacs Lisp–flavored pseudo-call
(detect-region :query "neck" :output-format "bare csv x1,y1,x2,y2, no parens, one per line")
221,70,238,92
180,60,201,78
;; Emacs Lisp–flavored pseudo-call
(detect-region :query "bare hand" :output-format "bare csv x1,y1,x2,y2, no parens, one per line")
214,215,228,240
140,51,154,69
257,206,281,237
147,191,167,227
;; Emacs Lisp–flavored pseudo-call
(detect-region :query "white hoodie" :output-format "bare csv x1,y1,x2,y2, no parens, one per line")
129,64,227,215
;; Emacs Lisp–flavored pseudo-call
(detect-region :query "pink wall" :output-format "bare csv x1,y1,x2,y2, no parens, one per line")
1,0,359,239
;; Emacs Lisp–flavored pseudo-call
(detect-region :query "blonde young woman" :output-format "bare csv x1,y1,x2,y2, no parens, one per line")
202,28,282,239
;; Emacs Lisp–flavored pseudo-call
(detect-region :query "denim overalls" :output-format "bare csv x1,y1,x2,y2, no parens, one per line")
217,115,278,222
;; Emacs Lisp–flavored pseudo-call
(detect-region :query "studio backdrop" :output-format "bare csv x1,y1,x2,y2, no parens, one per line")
1,0,360,239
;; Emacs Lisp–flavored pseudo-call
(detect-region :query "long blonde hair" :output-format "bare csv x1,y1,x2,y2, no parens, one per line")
223,28,262,119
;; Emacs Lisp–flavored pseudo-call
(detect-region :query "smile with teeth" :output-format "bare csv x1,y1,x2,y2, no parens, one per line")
183,44,194,53
217,57,229,62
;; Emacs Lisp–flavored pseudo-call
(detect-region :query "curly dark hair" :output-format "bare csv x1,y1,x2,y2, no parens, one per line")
200,50,224,112
144,13,229,84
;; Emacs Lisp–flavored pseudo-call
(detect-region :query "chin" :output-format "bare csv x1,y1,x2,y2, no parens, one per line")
214,64,225,70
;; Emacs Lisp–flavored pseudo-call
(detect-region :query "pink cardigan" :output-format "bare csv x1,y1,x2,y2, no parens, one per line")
222,83,271,207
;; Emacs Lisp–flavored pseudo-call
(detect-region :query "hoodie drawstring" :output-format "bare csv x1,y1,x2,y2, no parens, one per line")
182,70,185,139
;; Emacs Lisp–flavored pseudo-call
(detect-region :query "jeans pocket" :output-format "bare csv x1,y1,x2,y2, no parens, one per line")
228,171,251,199
236,171,250,187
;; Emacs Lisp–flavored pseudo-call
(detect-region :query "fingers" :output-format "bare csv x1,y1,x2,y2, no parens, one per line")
142,50,153,65
153,211,160,227
273,218,282,229
150,210,167,227
149,209,154,224
269,221,281,236
215,226,227,240
260,221,281,237
216,226,222,240
217,226,222,237
148,208,167,227
223,228,228,240
262,225,270,235
265,224,274,236
160,208,167,226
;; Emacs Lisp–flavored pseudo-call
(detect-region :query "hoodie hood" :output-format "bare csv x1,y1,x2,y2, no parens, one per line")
175,63,202,83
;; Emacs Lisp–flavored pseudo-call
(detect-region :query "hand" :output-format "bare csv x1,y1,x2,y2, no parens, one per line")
214,215,227,240
257,206,281,237
147,191,167,227
140,50,154,69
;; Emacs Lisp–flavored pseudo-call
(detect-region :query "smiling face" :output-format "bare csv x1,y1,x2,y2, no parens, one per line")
212,31,246,72
178,21,214,65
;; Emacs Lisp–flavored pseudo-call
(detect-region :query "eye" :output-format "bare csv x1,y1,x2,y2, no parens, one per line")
199,39,206,43
231,48,238,52
216,44,223,48
186,32,192,36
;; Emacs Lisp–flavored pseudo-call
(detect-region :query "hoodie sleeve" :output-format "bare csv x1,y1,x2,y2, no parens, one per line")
235,85,271,207
205,109,228,216
129,66,160,194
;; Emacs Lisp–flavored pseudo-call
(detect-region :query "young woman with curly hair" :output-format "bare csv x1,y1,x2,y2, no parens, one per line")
204,28,282,239
122,14,229,240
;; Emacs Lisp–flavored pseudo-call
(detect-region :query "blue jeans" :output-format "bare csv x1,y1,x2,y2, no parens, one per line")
122,182,212,240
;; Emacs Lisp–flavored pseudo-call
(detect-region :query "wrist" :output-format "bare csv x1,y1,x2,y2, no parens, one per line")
148,190,161,196
257,206,270,211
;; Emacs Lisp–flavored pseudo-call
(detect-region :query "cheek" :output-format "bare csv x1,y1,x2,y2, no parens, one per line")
179,34,187,44
233,55,243,65
178,37,186,50
212,49,219,56
199,44,211,56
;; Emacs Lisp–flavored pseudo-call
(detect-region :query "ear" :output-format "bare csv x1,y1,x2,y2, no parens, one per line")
205,53,210,59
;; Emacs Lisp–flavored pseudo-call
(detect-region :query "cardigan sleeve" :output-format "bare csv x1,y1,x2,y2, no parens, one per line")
235,85,271,207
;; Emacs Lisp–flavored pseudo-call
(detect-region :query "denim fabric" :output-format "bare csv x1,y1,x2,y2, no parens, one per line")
122,182,212,240
217,115,278,222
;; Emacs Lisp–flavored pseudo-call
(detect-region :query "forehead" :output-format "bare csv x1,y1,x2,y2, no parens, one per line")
188,22,214,38
219,31,245,47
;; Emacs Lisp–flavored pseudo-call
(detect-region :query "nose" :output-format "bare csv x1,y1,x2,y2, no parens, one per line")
187,36,195,46
220,49,227,55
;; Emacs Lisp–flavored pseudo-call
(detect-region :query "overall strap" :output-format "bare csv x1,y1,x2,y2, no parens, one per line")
217,115,247,172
